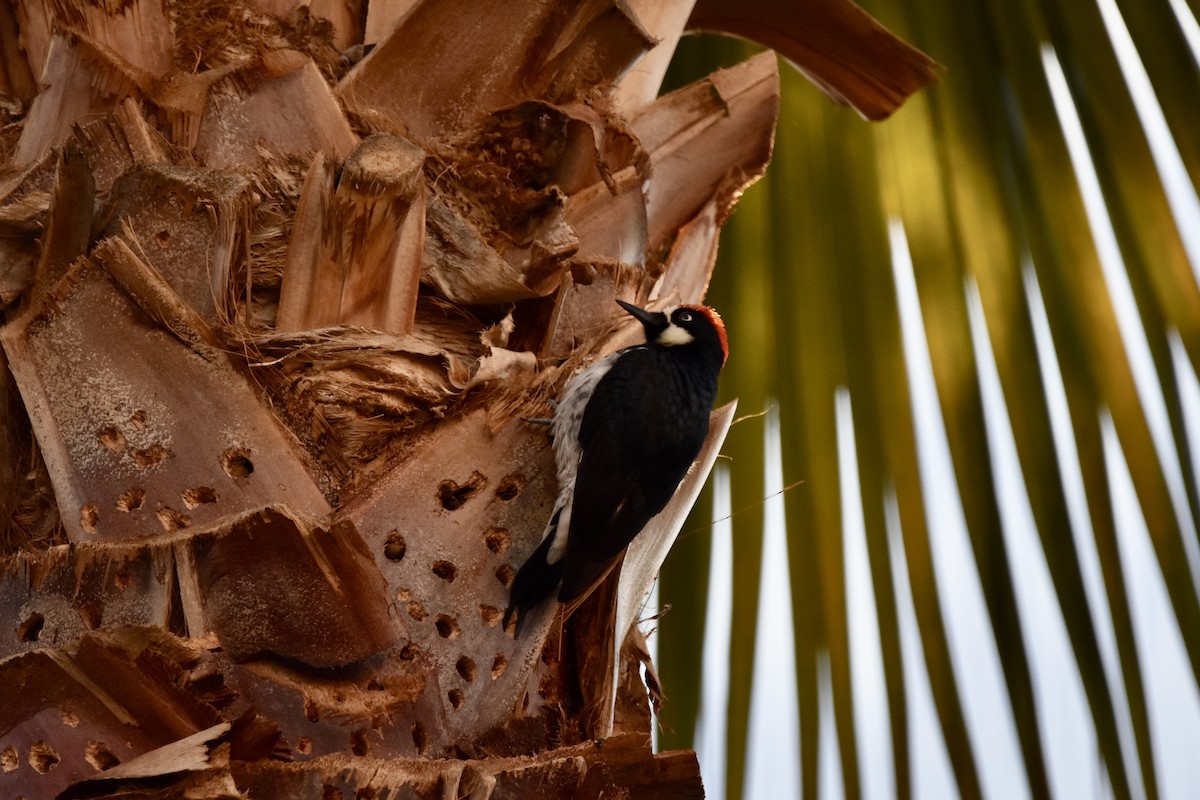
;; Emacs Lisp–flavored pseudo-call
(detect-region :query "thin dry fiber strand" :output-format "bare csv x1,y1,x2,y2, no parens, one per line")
244,319,489,473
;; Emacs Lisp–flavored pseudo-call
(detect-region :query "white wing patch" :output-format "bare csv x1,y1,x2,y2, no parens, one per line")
550,352,619,484
538,352,622,564
547,480,574,564
657,323,694,346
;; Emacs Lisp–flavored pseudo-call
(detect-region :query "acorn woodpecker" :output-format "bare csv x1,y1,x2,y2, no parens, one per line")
504,299,728,635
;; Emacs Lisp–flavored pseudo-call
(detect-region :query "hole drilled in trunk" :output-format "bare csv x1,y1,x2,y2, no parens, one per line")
221,448,254,479
117,487,145,512
384,531,407,561
435,615,460,639
28,742,59,773
484,527,510,554
437,471,486,510
84,741,119,771
495,474,524,500
18,612,44,642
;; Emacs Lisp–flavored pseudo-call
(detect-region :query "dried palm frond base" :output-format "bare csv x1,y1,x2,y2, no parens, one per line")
0,0,934,797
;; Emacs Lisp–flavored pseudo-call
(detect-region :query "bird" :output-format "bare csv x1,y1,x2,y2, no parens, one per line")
504,298,728,636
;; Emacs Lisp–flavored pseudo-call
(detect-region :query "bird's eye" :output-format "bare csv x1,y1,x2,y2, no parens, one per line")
678,311,693,323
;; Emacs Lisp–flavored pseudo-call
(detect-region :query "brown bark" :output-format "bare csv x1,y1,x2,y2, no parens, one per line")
277,134,425,333
339,0,656,141
689,0,941,120
0,0,35,101
1,256,331,544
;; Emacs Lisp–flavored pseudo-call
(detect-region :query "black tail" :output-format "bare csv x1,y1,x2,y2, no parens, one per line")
503,513,565,637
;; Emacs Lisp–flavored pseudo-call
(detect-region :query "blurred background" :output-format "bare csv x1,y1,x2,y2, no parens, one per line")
651,1,1200,798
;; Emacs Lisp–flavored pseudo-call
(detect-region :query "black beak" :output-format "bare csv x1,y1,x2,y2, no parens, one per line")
616,300,669,336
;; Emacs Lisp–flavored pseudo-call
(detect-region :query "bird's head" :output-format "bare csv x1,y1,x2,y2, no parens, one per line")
616,300,728,366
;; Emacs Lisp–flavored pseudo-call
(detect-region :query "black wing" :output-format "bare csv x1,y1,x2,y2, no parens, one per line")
557,347,714,602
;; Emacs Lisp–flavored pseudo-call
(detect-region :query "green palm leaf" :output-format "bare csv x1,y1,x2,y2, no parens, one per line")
659,1,1200,797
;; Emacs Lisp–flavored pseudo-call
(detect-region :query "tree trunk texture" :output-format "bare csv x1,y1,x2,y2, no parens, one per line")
0,1,934,798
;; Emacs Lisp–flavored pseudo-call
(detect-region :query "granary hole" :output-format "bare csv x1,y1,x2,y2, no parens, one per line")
406,601,428,622
350,729,369,757
221,448,254,479
182,486,217,509
399,643,419,661
435,614,460,639
116,487,145,512
456,656,477,682
28,741,59,774
483,527,511,555
491,654,508,680
130,443,171,468
97,425,125,453
432,560,457,582
495,474,525,501
494,564,515,588
79,601,103,630
411,721,429,755
436,471,486,510
384,531,406,561
479,605,501,626
304,699,320,723
156,507,191,532
296,736,313,755
448,688,464,710
80,503,100,534
114,566,132,590
1,746,17,772
18,612,44,642
84,740,119,771
129,410,147,430
155,229,171,248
